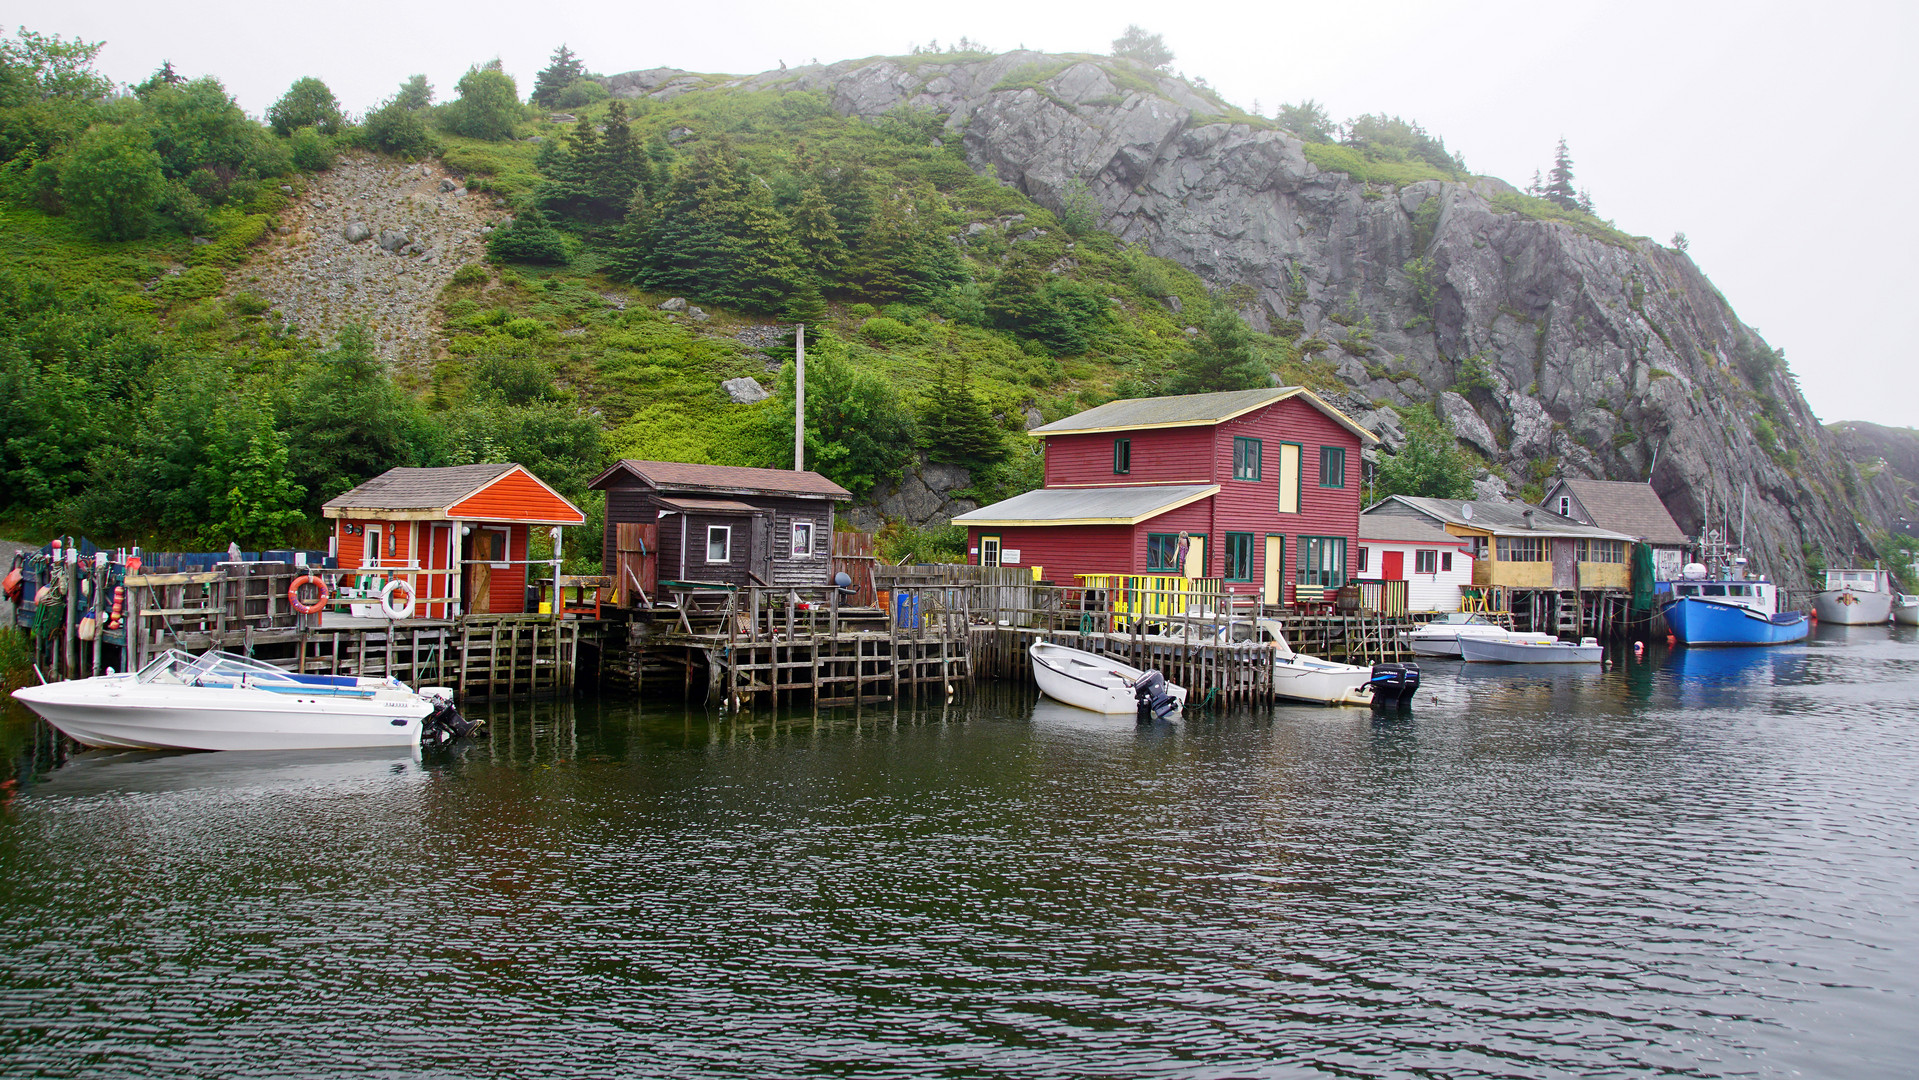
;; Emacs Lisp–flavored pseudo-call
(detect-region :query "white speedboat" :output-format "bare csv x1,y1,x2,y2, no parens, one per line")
1211,618,1415,706
1894,595,1919,627
1029,641,1184,720
1459,636,1603,663
1813,568,1894,625
11,650,470,752
1404,612,1557,658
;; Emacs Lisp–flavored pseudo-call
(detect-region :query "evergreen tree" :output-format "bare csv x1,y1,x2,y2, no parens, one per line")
1543,138,1580,211
443,64,519,141
768,335,915,498
790,186,850,285
1276,99,1333,143
1165,304,1269,394
394,74,433,110
920,355,1006,470
202,392,306,550
531,45,585,108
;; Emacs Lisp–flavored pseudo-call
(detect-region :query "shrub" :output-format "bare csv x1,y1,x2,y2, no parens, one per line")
287,126,334,171
267,77,344,136
443,64,520,142
486,211,570,264
363,98,435,158
553,79,608,110
448,263,489,288
58,122,164,240
858,315,915,344
230,292,271,316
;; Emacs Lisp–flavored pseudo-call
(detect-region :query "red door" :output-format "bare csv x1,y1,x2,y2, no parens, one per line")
1382,550,1405,580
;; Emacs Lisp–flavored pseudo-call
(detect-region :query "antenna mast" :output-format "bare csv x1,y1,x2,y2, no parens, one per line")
793,324,805,472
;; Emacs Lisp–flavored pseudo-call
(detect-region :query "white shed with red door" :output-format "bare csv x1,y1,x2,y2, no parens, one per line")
1357,511,1474,612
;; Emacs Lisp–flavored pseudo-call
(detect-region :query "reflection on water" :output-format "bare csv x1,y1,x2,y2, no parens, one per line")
4,639,1918,1077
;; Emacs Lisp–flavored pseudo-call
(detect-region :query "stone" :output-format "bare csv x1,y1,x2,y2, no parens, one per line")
722,376,769,404
1162,295,1182,314
688,306,710,322
377,229,410,252
452,187,467,197
659,297,688,312
667,126,693,143
342,221,372,242
1438,392,1500,458
441,178,457,192
1022,405,1045,430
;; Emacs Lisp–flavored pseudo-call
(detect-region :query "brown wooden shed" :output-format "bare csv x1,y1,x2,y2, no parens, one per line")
587,460,852,605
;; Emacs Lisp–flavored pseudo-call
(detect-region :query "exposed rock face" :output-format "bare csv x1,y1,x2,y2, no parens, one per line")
599,53,1901,575
247,156,504,361
846,460,979,532
721,376,769,404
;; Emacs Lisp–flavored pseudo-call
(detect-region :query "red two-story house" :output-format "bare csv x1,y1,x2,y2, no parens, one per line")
952,387,1377,602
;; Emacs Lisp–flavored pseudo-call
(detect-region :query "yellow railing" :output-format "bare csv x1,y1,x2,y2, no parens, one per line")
1075,574,1224,617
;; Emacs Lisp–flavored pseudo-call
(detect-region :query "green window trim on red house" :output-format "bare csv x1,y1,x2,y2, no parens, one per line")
1232,436,1262,481
1225,532,1255,581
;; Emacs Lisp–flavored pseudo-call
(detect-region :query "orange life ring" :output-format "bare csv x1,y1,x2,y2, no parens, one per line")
289,574,330,614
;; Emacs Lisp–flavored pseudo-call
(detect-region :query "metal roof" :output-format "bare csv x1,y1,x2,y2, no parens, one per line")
1028,387,1379,444
588,459,851,500
1359,513,1467,545
1368,495,1636,541
1545,478,1690,546
952,484,1219,527
322,463,517,512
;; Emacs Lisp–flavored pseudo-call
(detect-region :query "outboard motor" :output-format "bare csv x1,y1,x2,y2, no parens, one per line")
1134,670,1181,723
1368,662,1420,709
418,686,486,744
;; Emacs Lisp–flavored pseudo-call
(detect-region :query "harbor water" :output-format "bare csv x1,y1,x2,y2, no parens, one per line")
3,624,1917,1077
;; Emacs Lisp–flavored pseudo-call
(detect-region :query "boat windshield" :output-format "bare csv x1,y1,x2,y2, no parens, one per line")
135,650,303,688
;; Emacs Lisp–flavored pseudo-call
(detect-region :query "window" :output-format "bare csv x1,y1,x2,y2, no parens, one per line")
979,535,1001,567
1296,536,1348,589
1415,549,1438,574
706,526,731,564
1146,533,1180,571
1558,495,1572,517
1113,438,1131,475
1225,533,1255,581
1277,443,1302,513
1496,536,1547,562
1233,437,1262,481
1441,552,1453,572
791,520,814,559
1319,446,1346,488
363,524,383,567
1575,539,1625,564
1357,546,1369,573
1469,536,1488,561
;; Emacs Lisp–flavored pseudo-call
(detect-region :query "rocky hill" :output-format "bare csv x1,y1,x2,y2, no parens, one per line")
593,51,1904,580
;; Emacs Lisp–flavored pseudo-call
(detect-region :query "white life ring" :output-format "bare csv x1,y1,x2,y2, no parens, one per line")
380,578,416,619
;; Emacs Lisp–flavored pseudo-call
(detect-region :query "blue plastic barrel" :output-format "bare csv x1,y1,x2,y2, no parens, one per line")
895,592,920,629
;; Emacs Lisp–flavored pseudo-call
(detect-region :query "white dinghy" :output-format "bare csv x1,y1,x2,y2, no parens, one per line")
1029,641,1185,720
1458,636,1603,664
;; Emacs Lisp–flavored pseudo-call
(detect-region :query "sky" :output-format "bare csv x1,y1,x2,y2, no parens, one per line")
26,0,1919,427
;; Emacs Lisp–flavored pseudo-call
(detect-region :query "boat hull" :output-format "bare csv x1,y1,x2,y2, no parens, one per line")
1272,656,1374,705
1406,629,1558,658
1663,597,1810,646
1813,588,1893,624
1458,637,1602,663
11,680,428,752
1030,643,1186,717
1895,597,1919,627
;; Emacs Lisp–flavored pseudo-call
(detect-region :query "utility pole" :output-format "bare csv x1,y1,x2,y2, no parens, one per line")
793,324,806,472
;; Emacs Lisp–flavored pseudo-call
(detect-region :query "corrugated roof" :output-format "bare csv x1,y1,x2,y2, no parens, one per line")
1371,495,1635,540
323,464,517,512
952,484,1219,527
589,459,851,499
1360,513,1466,545
1028,387,1379,444
1550,479,1690,546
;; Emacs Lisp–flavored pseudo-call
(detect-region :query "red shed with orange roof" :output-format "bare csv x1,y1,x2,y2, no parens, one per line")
322,463,586,618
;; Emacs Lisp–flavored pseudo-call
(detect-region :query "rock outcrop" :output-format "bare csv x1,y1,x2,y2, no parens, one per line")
601,53,1903,576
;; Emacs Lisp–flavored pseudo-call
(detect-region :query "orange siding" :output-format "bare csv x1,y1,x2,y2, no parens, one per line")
448,467,585,523
484,525,529,613
337,517,413,570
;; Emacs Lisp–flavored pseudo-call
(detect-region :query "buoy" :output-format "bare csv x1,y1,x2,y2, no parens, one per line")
379,578,416,620
1666,633,1676,647
1633,640,1645,658
288,574,330,615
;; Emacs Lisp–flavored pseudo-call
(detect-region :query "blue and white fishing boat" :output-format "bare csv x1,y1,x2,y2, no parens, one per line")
1661,565,1807,646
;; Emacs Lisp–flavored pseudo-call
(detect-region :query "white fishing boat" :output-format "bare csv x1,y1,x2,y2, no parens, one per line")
10,650,474,752
1209,618,1416,706
1459,636,1603,663
1894,595,1919,627
1403,612,1558,658
1029,641,1184,720
1813,568,1895,625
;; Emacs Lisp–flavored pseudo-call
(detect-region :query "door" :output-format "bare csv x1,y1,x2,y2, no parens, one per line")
1264,535,1284,606
429,524,451,617
1382,550,1405,580
1182,535,1206,578
979,535,1001,567
1552,539,1577,589
463,530,499,614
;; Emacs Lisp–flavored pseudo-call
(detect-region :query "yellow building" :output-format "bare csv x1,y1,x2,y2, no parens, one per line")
1364,496,1635,591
